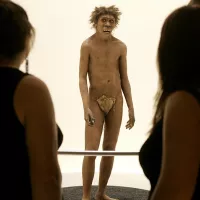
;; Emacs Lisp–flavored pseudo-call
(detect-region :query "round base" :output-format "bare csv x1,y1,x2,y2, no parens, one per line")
62,185,149,200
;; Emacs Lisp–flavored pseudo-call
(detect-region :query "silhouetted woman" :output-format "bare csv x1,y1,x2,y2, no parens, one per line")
139,5,200,200
0,1,63,200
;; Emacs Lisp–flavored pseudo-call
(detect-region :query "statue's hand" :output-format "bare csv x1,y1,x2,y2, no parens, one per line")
126,109,135,130
84,108,95,126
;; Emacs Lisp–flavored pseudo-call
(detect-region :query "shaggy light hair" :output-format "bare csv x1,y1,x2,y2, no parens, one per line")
89,5,122,28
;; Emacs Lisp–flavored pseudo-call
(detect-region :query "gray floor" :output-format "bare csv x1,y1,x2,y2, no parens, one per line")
63,185,149,200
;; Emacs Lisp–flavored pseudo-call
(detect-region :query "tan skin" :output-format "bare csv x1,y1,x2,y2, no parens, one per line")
150,91,200,200
0,39,62,200
79,14,135,200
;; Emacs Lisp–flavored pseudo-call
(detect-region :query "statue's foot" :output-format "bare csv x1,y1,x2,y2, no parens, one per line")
82,198,90,200
95,194,119,200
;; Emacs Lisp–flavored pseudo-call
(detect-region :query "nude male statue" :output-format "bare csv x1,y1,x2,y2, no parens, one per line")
79,5,135,200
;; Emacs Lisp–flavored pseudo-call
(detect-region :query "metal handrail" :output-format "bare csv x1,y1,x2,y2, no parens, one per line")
58,150,139,156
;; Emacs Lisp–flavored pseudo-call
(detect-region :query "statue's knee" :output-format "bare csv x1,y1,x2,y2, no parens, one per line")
85,146,98,160
85,145,98,151
103,143,116,151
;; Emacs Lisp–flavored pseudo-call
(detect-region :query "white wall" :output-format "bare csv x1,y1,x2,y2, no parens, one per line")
14,0,188,177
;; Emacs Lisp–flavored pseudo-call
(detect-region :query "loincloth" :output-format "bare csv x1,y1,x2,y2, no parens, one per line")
96,95,116,115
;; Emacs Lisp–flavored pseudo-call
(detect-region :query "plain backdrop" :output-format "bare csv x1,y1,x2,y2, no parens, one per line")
14,0,188,174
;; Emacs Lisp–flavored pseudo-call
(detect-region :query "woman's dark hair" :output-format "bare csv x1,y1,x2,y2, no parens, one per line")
150,5,200,134
0,0,35,60
189,0,200,5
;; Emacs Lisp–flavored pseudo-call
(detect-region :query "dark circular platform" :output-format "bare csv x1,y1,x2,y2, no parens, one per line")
63,185,149,200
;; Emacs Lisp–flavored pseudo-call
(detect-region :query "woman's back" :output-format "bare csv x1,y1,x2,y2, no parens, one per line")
0,66,63,200
0,1,62,199
0,67,32,199
139,89,200,200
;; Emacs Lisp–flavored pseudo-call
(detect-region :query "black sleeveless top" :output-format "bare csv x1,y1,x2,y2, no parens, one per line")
0,67,63,200
139,89,200,200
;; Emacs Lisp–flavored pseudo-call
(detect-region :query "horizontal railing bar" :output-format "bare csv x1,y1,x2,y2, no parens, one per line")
58,150,139,156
